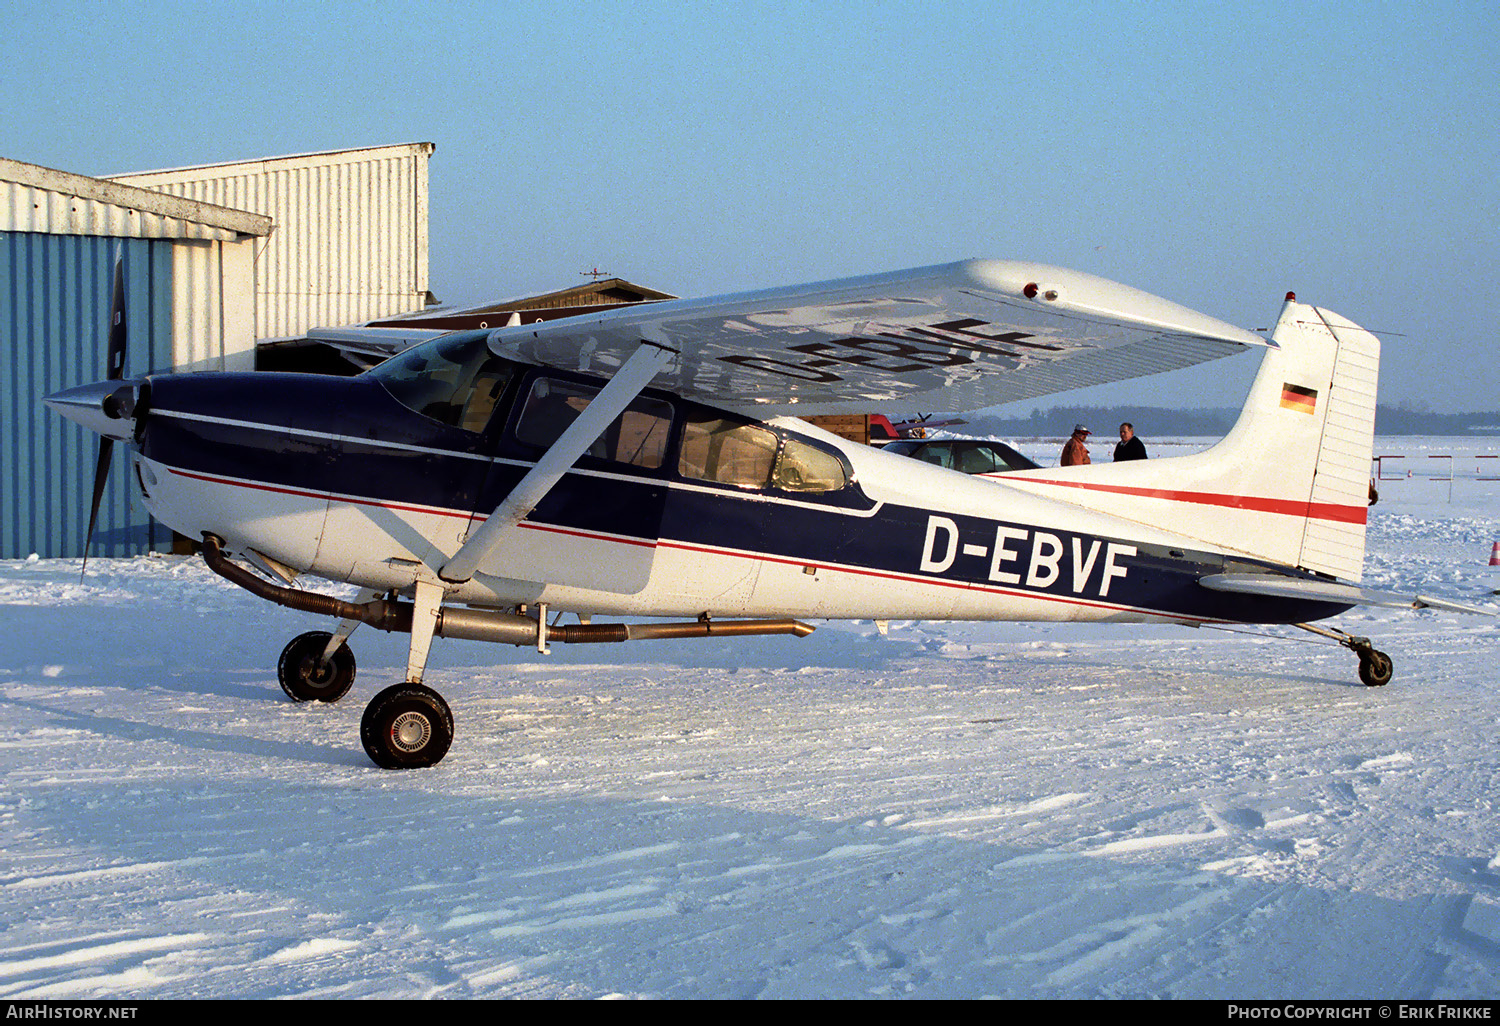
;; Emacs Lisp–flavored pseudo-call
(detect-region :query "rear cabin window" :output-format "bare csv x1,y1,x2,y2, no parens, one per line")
515,376,673,469
774,438,848,493
679,416,848,493
366,333,514,434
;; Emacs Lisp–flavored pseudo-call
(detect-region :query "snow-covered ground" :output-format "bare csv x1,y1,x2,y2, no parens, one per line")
2,437,1497,999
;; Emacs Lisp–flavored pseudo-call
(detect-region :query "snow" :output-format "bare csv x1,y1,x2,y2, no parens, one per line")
2,437,1497,999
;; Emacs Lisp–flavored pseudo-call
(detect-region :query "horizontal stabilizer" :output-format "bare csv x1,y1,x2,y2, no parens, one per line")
1200,574,1496,616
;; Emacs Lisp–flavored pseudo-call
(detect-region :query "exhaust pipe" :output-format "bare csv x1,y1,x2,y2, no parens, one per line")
434,606,815,645
201,533,411,631
201,534,815,647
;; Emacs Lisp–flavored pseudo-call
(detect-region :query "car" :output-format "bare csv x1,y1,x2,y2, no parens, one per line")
880,437,1041,474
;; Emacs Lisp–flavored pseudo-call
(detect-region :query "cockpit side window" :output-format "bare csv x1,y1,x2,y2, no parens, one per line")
515,376,673,469
366,332,514,434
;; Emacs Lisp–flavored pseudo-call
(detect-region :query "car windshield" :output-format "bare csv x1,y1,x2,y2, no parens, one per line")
884,439,1040,473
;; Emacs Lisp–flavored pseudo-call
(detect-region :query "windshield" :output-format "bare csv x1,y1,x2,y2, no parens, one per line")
365,332,514,433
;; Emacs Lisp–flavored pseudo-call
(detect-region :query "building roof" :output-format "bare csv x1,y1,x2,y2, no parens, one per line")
366,278,677,331
104,142,435,182
259,277,679,374
0,157,272,240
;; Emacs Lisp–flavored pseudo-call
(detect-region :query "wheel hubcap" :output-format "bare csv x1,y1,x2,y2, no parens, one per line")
390,711,432,753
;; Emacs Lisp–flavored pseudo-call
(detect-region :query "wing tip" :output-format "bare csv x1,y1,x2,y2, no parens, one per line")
955,258,1266,350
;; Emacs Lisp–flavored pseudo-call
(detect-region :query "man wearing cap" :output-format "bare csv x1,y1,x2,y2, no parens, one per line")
1061,424,1091,467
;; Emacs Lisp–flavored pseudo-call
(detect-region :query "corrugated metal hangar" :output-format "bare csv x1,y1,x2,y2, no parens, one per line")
2,144,436,558
108,143,436,341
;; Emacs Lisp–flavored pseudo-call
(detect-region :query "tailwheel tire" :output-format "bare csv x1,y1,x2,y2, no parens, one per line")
277,631,356,703
1358,650,1393,688
361,683,454,769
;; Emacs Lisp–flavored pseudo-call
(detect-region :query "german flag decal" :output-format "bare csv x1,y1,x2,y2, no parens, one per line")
1280,383,1318,414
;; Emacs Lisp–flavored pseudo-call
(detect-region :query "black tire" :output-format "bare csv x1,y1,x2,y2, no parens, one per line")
277,631,356,703
361,683,454,769
1358,650,1393,687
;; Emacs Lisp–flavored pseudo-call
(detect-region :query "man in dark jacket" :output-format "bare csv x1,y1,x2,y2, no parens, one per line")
1114,422,1147,461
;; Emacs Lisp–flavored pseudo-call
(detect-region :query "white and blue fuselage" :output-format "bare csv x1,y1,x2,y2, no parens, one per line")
129,338,1349,629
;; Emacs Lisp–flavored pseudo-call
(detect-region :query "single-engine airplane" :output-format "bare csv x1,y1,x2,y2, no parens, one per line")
45,257,1492,768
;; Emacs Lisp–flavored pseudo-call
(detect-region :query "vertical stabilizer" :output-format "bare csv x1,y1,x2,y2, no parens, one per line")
1002,296,1380,581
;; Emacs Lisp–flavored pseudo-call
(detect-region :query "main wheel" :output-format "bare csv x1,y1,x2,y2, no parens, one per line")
277,631,356,703
361,683,454,769
1358,650,1393,687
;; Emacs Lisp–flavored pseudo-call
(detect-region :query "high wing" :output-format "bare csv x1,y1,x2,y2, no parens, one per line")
480,259,1271,416
296,326,451,368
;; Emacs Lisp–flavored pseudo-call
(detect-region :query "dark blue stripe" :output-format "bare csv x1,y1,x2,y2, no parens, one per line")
139,371,1348,625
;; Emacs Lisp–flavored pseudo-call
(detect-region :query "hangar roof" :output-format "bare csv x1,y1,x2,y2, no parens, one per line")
366,277,677,331
0,157,272,241
105,142,434,182
258,277,678,374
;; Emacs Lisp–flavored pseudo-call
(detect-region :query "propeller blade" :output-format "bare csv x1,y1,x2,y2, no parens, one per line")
82,253,128,575
82,438,114,575
107,253,126,380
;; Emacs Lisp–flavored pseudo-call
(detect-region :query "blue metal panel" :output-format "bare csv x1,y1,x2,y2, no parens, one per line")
1,232,173,558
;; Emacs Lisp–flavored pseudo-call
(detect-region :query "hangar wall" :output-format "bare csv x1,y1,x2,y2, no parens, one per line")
1,234,175,558
109,143,434,339
1,158,270,558
3,145,434,558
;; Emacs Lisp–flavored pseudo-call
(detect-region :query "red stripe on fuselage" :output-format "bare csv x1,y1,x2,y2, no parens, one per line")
653,539,1222,624
169,467,476,521
995,476,1368,525
165,466,1217,624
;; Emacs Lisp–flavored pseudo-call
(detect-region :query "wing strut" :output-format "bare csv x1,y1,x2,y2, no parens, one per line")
439,341,676,584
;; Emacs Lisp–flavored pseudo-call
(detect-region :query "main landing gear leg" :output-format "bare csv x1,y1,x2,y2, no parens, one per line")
1294,622,1394,687
361,580,454,769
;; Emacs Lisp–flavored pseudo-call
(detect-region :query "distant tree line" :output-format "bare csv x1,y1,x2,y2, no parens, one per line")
960,405,1500,438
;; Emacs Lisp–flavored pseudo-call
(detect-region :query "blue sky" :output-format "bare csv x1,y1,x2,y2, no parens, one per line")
4,1,1496,412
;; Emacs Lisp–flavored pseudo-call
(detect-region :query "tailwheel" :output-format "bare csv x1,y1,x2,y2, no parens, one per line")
361,683,454,769
1358,649,1394,688
1294,623,1396,688
277,631,356,703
